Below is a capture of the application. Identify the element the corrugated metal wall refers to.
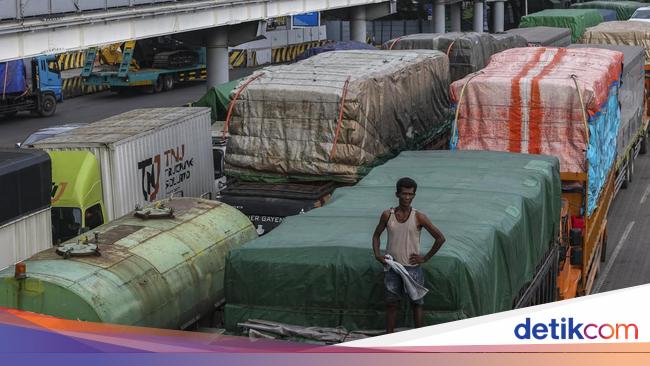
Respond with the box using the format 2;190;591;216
0;208;52;270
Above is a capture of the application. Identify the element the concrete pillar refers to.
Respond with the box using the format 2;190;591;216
450;2;462;32
434;1;445;33
473;0;484;33
350;6;367;43
205;27;229;89
493;0;505;33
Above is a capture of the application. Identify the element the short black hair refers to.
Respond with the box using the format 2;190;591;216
396;177;417;194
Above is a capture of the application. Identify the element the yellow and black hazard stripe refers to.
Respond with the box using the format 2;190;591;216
271;40;332;64
50;51;86;71
178;69;208;82
61;76;108;98
229;49;247;68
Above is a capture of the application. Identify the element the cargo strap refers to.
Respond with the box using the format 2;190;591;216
570;74;590;146
388;36;405;50
446;39;458;57
329;76;351;161
451;72;482;148
223;72;265;139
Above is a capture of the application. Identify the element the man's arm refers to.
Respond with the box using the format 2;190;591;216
410;212;446;265
372;210;390;265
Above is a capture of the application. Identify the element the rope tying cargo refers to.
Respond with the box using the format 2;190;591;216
223;72;265;139
451;72;482;147
329;76;351;161
388;36;405;50
570;74;590;146
446;39;458;57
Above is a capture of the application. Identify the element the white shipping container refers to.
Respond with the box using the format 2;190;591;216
34;108;214;221
0;207;52;271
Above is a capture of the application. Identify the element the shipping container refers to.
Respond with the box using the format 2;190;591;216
0;149;52;270
33;108;214;221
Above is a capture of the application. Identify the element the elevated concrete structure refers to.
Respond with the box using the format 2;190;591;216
0;0;394;62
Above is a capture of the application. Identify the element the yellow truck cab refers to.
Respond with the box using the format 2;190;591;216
49;150;106;243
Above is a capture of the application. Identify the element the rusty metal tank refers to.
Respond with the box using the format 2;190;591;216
0;197;257;329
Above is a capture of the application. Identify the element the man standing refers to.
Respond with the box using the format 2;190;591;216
372;177;446;333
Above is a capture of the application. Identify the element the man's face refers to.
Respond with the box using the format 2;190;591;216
396;187;416;207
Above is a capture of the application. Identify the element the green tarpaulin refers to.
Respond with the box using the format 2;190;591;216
519;9;604;42
571;1;644;20
192;78;242;122
224;151;561;332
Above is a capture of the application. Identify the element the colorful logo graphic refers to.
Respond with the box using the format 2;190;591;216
515;318;639;340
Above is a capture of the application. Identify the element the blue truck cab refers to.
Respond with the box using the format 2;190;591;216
0;55;63;118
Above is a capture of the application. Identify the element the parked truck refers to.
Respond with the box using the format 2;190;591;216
32;108;216;243
0;56;63;118
0;149;52;270
81;40;206;93
0;197;257;329
451;47;623;298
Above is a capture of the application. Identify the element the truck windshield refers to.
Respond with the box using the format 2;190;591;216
51;207;82;243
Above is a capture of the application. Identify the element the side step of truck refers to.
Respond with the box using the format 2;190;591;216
80;47;97;78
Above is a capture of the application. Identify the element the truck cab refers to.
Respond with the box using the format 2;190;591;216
49;150;106;243
32;55;63;116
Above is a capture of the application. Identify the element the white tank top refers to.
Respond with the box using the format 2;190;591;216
386;208;421;266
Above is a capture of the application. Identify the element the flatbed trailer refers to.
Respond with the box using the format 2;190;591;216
81;40;206;93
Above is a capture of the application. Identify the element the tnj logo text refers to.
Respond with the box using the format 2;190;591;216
515;318;638;340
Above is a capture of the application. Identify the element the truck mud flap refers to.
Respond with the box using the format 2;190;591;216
513;244;559;309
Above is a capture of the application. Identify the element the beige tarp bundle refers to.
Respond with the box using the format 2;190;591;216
581;21;650;64
225;50;450;183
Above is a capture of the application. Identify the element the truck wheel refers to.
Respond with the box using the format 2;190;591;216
641;132;648;155
163;75;174;91
629;154;635;183
153;76;164;93
600;229;608;263
39;94;57;117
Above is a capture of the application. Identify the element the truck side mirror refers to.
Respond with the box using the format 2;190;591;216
15;142;22;148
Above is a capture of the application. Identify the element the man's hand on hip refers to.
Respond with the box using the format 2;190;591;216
409;254;426;265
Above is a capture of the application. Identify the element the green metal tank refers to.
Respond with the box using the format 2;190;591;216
0;197;257;329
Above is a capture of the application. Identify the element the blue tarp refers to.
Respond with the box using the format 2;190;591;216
295;41;376;61
587;86;620;215
0;60;26;95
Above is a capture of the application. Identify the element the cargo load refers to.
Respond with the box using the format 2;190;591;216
568;44;646;186
295;41;376;61
0;149;52;270
580;21;650;65
451;47;622;215
224;150;561;331
0;60;27;95
596;9;619;22
506;27;572;47
519;9;604;42
192;78;243;122
382;32;527;81
451;47;622;297
0;197;257;329
225;50;450;183
33;108;215;222
571;1;645;21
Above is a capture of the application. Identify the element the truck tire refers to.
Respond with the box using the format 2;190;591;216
39;94;57;117
152;76;164;93
641;132;648;155
628;154;635;183
163;75;174;91
600;229;608;263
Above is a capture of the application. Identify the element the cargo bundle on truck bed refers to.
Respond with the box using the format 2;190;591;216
505;27;572;47
569;44;647;191
224;151;561;331
224;50;451;183
451;47;623;297
382;32;527;81
519;9;604;42
0;149;52;270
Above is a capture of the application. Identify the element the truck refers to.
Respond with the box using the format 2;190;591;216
223;150;562;332
32;107;216;243
0;197;257;329
450;47;623;299
0;56;63;118
0;149;52;270
81;40;206;94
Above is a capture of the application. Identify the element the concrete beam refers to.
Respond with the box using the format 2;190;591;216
324;1;396;21
0;0;392;62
